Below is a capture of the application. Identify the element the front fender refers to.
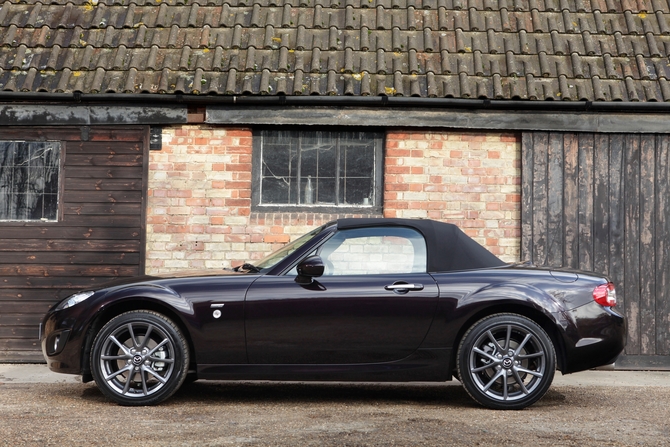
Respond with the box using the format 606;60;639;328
96;283;192;317
76;285;193;377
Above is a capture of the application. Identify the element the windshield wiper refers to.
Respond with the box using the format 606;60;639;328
235;263;261;273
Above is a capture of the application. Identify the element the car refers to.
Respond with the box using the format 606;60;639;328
40;218;626;410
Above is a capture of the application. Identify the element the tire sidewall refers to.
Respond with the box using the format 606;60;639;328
457;313;556;410
91;310;189;406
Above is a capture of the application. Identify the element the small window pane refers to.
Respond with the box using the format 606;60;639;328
0;141;60;221
316;177;336;204
344;177;373;205
262;177;290;203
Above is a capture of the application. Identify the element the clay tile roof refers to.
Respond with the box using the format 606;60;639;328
0;0;669;101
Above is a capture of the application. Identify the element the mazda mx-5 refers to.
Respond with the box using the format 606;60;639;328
41;218;626;410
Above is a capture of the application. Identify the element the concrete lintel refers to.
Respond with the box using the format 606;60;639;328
0;104;187;126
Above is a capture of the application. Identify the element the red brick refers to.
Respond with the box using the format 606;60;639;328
386;166;411;174
386;148;412;157
167;190;192;198
265;234;291;243
225;198;251;207
385;183;410;191
225;163;252;171
500;135;520;142
226;234;250;242
506;194;521;202
460;134;487;142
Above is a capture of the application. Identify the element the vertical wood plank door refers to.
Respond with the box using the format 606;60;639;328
0;127;147;362
522;132;670;369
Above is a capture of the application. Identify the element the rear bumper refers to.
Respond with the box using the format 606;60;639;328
561;302;626;374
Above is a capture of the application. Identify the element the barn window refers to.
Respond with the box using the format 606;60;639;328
252;129;383;213
0;141;61;221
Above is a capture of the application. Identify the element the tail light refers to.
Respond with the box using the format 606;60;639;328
593;282;617;307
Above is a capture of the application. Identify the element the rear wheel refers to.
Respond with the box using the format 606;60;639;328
90;310;189;406
457;313;556;410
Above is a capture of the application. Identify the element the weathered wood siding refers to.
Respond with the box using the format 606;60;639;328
522;132;670;368
0;127;147;362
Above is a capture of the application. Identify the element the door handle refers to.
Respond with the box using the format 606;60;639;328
384;283;424;291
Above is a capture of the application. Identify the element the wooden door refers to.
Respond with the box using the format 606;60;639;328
522;132;670;369
0;127;147;362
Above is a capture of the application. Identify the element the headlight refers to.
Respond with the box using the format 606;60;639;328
57;291;95;310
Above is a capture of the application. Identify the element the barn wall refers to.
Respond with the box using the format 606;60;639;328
0;127;148;362
522;132;670;368
145;125;522;273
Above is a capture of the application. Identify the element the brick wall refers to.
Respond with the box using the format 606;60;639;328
385;130;521;261
146;126;521;274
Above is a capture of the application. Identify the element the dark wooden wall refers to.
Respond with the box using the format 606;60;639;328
0;127;147;362
522;132;670;368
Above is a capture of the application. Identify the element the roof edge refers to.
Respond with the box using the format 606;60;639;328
3;92;670;114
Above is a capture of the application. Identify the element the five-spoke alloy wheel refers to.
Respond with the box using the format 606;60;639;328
91;310;189;406
457;313;556;410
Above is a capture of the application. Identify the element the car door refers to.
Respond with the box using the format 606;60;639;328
244;226;439;364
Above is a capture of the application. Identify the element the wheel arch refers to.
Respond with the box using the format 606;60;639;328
80;298;197;383
450;303;567;376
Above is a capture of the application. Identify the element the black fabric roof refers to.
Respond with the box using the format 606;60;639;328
336;218;505;272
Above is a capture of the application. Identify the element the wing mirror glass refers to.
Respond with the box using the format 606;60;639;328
295;255;325;284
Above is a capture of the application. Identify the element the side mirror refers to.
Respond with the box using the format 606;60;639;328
295;255;325;284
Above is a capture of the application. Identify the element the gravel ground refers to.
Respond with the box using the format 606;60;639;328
1;378;669;447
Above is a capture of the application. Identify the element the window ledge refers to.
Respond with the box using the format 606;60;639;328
251;205;382;215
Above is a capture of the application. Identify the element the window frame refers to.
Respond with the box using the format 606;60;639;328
0;140;62;223
251;127;384;214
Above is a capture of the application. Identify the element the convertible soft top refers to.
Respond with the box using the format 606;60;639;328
336;218;506;273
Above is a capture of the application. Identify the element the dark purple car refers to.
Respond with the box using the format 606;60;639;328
41;218;625;410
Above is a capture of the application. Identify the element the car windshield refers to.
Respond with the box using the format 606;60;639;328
254;224;326;271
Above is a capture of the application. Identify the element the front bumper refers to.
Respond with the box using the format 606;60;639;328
40;306;89;375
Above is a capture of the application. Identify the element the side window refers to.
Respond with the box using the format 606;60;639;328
319;227;427;276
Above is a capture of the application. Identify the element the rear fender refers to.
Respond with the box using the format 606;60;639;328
452;282;572;372
458;282;565;323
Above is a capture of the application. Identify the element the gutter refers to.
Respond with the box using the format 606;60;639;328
2;91;670;113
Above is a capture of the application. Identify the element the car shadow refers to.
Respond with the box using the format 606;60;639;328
77;380;568;408
169;381;473;407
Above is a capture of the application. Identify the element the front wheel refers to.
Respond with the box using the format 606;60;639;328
90;310;190;406
457;313;556;410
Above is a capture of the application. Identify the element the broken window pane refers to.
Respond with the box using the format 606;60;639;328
257;129;382;208
0;141;60;221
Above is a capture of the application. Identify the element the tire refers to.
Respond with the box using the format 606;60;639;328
457;313;556;410
90;310;190;406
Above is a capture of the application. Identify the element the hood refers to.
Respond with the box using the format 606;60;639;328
88;269;249;291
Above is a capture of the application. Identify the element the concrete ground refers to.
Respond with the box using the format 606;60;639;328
1;362;669;386
2;363;670;446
